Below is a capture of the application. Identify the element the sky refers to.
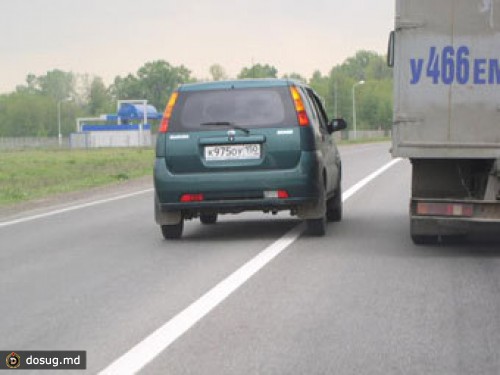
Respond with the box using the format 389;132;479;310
0;0;394;94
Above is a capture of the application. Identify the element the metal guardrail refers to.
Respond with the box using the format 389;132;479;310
0;131;391;151
0;137;71;150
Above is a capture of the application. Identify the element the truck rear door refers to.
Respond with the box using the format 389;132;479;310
392;0;500;158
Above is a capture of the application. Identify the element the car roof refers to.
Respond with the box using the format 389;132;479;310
178;78;307;92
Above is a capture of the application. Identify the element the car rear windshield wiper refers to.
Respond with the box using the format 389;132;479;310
200;121;250;134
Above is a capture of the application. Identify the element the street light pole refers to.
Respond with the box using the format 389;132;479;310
58;97;73;146
352;80;365;140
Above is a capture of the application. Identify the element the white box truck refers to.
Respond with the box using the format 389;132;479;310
389;0;500;244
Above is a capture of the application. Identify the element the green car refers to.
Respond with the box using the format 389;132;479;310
154;79;346;239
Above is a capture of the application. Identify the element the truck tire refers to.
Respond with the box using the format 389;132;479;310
410;218;439;245
161;220;184;240
441;235;468;244
411;234;439;245
200;213;218;225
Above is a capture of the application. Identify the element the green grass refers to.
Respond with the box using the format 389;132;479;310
0;148;154;206
0;139;391;207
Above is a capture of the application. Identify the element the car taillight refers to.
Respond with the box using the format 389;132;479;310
180;194;204;202
278;190;289;199
159;92;179;133
289;86;310;127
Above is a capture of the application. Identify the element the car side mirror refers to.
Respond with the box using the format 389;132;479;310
327;118;347;133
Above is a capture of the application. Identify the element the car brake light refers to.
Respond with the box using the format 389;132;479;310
289;86;310;126
416;202;473;217
278;190;289;199
159;92;179;133
180;194;204;202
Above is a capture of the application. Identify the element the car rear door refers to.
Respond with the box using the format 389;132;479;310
163;85;303;174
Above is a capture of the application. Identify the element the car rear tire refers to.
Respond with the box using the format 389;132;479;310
200;213;218;225
161;220;184;240
306;217;326;236
306;177;328;236
327;189;342;222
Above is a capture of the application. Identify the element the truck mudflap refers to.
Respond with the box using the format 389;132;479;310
410;198;500;244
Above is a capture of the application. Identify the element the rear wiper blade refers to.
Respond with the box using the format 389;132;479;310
200;121;250;134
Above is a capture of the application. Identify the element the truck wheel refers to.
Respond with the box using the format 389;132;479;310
200;213;218;225
306;217;326;236
441;235;467;244
411;234;439;245
410;218;439;245
161;220;184;240
327;185;342;222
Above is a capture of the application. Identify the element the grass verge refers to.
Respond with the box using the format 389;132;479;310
0;139;391;207
0;148;154;206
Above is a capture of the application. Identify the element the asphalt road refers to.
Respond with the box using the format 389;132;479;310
2;142;500;375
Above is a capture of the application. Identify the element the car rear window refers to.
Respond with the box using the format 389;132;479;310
168;87;298;132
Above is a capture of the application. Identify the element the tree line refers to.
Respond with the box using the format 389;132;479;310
0;50;392;137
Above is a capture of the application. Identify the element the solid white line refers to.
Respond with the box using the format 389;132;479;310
0;189;153;228
99;224;304;375
98;158;403;375
342;158;402;201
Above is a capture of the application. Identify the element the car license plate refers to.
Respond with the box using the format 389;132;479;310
205;144;261;161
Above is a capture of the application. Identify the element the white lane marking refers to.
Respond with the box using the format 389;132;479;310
0;189;153;228
342;158;402;201
98;158;403;375
99;225;303;375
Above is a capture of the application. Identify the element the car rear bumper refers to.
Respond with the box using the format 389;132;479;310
157;197;313;215
154;153;321;214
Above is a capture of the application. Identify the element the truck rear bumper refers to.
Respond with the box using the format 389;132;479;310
410;198;500;237
411;216;500;237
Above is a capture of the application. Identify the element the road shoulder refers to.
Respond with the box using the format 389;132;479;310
0;175;152;222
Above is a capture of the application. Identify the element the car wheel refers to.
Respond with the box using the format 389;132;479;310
200;213;218;225
306;217;326;236
161;220;184;240
326;188;342;222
